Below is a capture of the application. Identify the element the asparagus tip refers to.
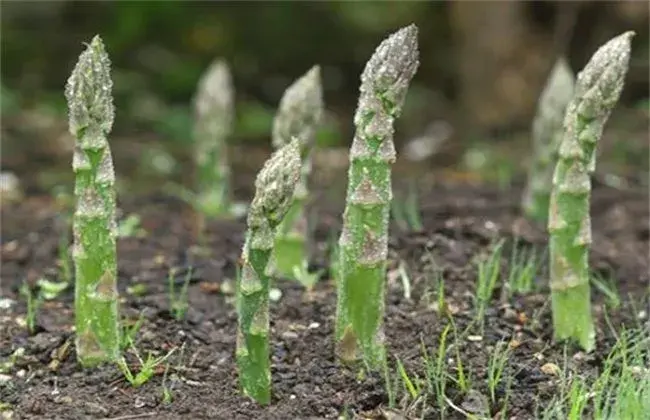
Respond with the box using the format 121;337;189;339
360;23;419;109
251;138;302;226
194;58;234;119
65;34;114;135
272;64;324;150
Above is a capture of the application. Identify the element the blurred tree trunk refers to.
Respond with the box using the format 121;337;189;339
449;1;557;135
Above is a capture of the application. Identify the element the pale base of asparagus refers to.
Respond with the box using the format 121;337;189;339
335;264;386;368
551;282;596;352
236;332;271;404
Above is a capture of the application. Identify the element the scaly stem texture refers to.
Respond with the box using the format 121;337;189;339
523;58;575;222
549;31;634;352
193;59;234;217
270;65;323;277
65;35;120;367
236;138;302;404
336;25;419;368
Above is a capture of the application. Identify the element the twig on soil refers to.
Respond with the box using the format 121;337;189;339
101;413;157;420
443;395;475;419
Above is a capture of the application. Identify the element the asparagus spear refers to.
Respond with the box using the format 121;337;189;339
270;65;323;278
523;58;575;222
549;31;634;351
335;24;419;368
65;35;120;367
236;138;302;404
193;59;235;217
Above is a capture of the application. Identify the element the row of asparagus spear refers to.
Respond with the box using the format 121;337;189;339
64;26;634;404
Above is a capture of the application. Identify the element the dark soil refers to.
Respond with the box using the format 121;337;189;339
1;171;648;420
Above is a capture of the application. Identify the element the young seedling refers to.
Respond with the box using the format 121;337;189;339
117;213;145;238
118;338;176;388
167;267;193;320
523;58;575;222
474;239;505;328
549;31;634;352
422;323;451;417
120;312;144;351
336;24;419;368
396;356;421;401
292;262;324;292
236;138;302;404
391;180;423;233
505;238;543;297
590;270;621;309
487;341;511;407
192;58;235;219
19;283;42;335
270;65;323;278
65;35;120;367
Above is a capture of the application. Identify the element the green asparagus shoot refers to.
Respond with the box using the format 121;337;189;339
236;138;302;404
523;58;575;222
270;65;323;278
549;31;634;352
192;58;235;218
65;35;120;367
335;24;419;368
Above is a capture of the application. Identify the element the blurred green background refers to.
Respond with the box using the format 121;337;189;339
1;1;648;194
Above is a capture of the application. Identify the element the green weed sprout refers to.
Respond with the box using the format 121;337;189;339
192;59;235;217
19;283;42;335
523;58;575;222
270;65;323;278
118;336;176;388
549;31;634;352
335;24;419;368
65;35;120;367
236;138;302;404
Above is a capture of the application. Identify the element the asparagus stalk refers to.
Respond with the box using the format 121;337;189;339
335;25;419;367
236;138;302;404
192;59;235;218
65;35;120;367
549;31;634;351
523;58;575;222
270;65;323;278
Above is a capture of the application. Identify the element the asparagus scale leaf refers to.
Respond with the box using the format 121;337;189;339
270;65;324;278
523;58;575;222
236;138;302;404
336;24;419;368
65;35;120;367
549;31;634;352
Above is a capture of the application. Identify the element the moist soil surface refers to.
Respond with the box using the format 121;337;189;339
1;171;648;420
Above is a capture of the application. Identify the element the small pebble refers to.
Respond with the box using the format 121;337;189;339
281;331;298;340
269;288;282;302
540;362;560;376
0;298;15;310
308;322;320;329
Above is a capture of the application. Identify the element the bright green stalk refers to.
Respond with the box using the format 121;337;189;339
236;138;302;404
270;65;323;278
193;59;234;217
523;58;575;222
65;35;120;367
335;25;419;368
549;31;634;352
